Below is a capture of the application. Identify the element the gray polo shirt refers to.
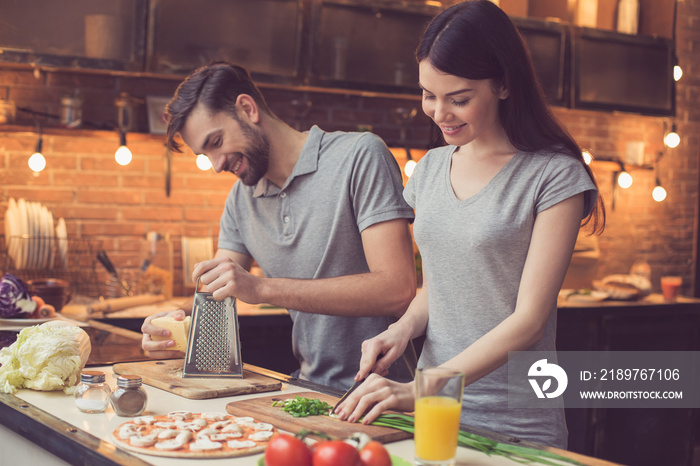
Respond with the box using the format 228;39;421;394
218;125;415;390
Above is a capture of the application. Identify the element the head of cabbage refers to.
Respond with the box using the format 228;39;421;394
0;321;91;394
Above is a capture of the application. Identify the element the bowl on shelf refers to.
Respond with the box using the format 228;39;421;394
26;278;72;312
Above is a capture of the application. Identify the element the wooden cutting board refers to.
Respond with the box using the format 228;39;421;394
226;391;412;444
112;359;282;399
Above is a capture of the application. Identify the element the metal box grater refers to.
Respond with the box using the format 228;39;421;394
183;278;243;378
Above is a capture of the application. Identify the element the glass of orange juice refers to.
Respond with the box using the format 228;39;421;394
414;367;465;465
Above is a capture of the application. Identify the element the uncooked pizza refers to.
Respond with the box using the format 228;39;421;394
110;411;278;458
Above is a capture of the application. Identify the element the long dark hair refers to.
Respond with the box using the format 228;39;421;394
164;61;273;153
417;0;604;233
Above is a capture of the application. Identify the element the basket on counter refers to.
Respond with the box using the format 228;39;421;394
1;236;103;298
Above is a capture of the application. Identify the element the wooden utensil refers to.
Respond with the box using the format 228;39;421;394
61;294;166;320
226;391;413;444
113;359;282;399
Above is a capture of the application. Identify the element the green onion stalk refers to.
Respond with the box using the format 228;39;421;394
271;396;333;418
371;413;583;466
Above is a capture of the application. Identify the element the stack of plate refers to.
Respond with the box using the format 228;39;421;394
3;197;67;270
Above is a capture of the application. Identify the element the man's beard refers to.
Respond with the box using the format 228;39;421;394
231;119;271;186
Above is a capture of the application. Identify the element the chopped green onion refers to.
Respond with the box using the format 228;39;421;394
271;396;333;417
370;413;583;466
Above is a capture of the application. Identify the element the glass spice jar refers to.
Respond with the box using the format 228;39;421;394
110;375;148;417
75;370;111;413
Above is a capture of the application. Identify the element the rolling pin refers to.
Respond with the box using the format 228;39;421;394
87;294;166;315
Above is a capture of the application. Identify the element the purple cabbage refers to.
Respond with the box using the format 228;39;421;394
0;274;36;318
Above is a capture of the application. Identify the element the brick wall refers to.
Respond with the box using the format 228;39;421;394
1;1;698;298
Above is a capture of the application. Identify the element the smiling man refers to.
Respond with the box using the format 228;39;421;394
140;62;417;390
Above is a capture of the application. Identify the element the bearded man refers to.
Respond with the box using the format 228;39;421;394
141;62;417;390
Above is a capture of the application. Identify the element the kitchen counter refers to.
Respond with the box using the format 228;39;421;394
557;292;700;310
0;364;618;466
18;294;695;465
0;323;619;466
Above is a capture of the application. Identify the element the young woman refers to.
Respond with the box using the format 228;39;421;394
335;0;605;448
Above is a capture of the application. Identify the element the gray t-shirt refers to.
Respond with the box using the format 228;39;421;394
404;145;597;448
218;126;415;390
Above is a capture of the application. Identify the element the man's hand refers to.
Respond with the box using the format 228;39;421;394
141;309;188;358
192;256;262;303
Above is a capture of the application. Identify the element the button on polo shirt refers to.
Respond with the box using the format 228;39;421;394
250;141;320;241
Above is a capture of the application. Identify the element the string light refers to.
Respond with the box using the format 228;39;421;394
28;136;46;173
28;124;46;173
652;182;667;202
196;154;212;171
403;148;416;177
674;65;683;81
664;123;680;148
582;150;592;165
115;131;132;166
617;169;633;189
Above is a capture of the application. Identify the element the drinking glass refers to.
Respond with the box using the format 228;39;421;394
414;367;465;466
661;276;682;301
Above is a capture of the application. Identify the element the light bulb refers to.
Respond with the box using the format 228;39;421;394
652;185;667;202
28;152;46;172
674;65;683;82
582;150;592;165
617;171;633;189
404;159;417;177
196;154;212;171
664;131;680;149
115;145;132;166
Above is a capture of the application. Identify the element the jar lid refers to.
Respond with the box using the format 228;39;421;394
116;375;143;388
80;370;106;383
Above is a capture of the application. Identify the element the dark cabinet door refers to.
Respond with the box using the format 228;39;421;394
0;0;146;71
557;306;699;466
147;0;305;78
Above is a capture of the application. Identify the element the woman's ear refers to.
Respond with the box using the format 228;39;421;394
491;79;509;100
236;94;260;123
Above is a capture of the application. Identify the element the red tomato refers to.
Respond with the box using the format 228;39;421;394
359;441;392;466
264;434;312;466
312;440;362;466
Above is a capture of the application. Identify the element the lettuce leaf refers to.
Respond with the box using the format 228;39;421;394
0;322;91;394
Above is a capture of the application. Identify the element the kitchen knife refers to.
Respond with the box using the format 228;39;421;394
332;376;367;413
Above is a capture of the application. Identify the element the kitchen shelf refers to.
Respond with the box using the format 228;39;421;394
0;0;677;117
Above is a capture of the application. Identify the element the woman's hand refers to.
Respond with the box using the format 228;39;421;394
355;322;412;381
141;309;187;358
335;374;415;425
192;256;261;303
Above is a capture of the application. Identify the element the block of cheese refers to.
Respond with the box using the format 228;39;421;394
151;315;191;352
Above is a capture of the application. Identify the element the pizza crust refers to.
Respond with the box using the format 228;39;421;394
110;412;277;458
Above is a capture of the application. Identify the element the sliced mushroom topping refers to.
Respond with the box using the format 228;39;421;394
210;432;243;441
133;416;157;425
221;424;243;434
249;431;274;442
227;440;257;449
155;431;192;451
189;437;223;451
168;411;193;421
233;416;255;424
129;429;165;447
209;420;232;430
201;412;229;421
